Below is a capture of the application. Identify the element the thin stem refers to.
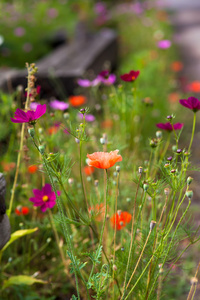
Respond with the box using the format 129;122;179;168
121;172;142;298
125;228;152;291
79;141;89;213
188;112;196;154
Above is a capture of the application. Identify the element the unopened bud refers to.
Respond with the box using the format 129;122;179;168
156;131;162;139
172;145;177;152
116;165;120;172
138;166;143;174
75;138;80;144
167;156;173;161
38;128;43;134
167;115;172;120
164;188;170;196
28;127;35;137
176;149;182;154
164;163;170;168
186;190;193;199
38;145;45;154
68;178;74;185
190;277;198;285
94;180;99;187
113;264;117;271
170;169;176;174
80;108;86;114
63;112;69;119
100;137;105;145
150;220;156;231
143;183;149;191
121;247;125;251
187;176;193;185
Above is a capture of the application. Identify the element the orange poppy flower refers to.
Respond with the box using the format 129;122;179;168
110;211;132;230
188;81;200;93
88;203;106;221
171;61;183;72
87;150;122;169
28;165;38;174
15;206;30;216
1;162;16;172
84;165;95;176
69;95;86;107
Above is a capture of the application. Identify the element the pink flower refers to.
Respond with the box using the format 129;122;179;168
156;122;184;132
179;96;200;112
10;104;46;124
29;183;60;212
97;70;116;85
157;40;171;49
120;70;140;82
14;27;25;37
49;100;69;110
77;78;100;87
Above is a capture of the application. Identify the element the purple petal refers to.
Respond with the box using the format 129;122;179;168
49;100;69;110
34;104;46;119
42;183;52;196
40;204;48;212
173;123;184;130
77;79;92;87
47;199;56;209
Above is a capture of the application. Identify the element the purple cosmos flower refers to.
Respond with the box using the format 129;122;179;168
29;183;60;212
77;113;96;122
120;70;140;82
97;70;116;85
10;104;46;124
179;96;200;112
77;78;100;87
49;100;69;110
156;122;184;132
157;40;171;49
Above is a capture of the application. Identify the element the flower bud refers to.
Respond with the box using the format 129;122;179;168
164;163;170;168
138;166;143;174
176;149;182;154
38;145;45;155
28;127;35;137
156;131;162;139
38;127;43;134
63;112;69;119
80;108;86;114
164;188;170;196
143;183;149;192
113;264;117;271
68;178;74;185
121;247;125;251
100;137;105;145
172;145;177;152
116;165;120;172
126;197;131;202
75;138;80;144
150;220;156;231
167;115;172;120
170;169;176;174
94;180;99;187
150;138;158;148
186;190;193;199
187;176;193;185
167;156;173;161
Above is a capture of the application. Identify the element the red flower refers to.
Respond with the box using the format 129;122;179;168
110;211;132;230
69;95;86;107
120;70;140;82
28;165;38;174
187;81;200;93
87;150;122;169
15;206;30;216
171;61;183;72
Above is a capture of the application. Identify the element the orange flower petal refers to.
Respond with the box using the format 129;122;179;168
87;150;122;169
69;95;86;107
28;165;38;174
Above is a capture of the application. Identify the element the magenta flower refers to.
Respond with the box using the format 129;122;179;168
120;70;140;82
30;102;39;110
77;78;100;87
97;70;116;85
77;113;96;122
14;27;25;37
10;104;46;124
25;85;41;98
157;40;171;49
156;122;184;132
179;96;200;112
49;100;69;110
29;183;60;212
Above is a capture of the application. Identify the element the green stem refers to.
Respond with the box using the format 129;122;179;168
188;112;196;154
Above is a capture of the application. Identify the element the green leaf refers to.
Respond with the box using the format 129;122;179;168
1;228;38;252
2;275;46;290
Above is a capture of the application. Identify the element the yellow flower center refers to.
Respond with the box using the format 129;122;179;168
132;76;135;81
42;195;49;202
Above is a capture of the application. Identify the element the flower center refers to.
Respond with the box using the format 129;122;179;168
132;76;135;81
42;195;49;202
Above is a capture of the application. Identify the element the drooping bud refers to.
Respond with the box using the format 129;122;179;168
138;166;143;174
116;165;120;172
150;220;156;231
28;127;35;137
186;190;193;199
156;131;162;139
143;183;149;192
164;188;170;196
187;176;193;185
38;145;45;155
